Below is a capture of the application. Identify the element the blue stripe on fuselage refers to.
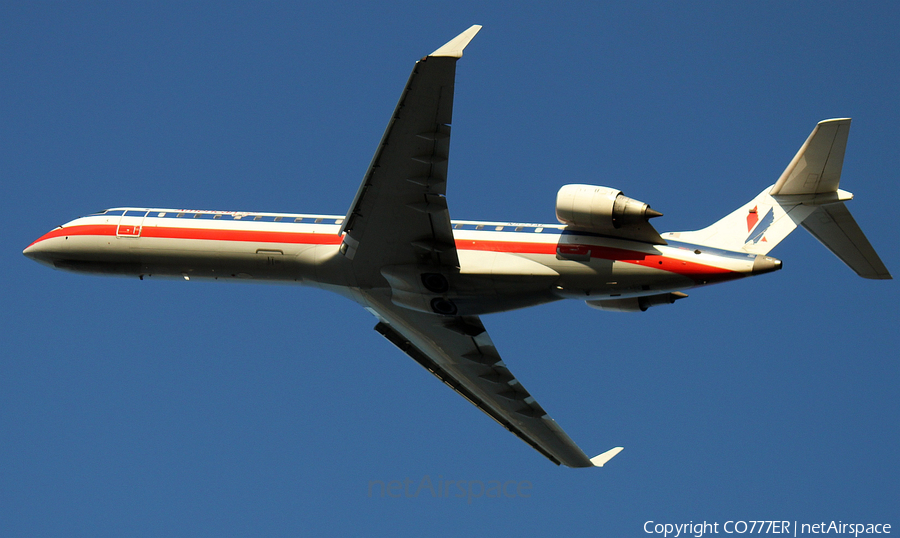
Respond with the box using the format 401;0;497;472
663;240;757;261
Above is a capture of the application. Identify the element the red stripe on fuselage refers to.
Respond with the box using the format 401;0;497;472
26;224;113;247
140;226;344;245
33;224;738;281
460;239;737;282
455;238;557;256
29;224;344;246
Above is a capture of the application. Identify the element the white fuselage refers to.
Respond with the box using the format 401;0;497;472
24;207;779;316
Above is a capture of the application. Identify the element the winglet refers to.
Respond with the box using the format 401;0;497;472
430;25;482;58
590;446;624;467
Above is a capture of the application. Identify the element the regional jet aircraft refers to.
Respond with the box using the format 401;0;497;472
23;26;891;468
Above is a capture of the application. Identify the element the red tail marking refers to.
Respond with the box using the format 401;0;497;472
746;206;759;232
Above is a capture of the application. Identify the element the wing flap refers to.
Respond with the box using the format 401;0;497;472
373;321;569;465
365;291;614;468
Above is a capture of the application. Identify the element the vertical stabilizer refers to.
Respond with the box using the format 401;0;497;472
662;186;816;256
770;118;851;196
663;119;891;279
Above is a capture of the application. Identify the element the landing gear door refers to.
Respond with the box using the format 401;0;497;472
116;210;149;238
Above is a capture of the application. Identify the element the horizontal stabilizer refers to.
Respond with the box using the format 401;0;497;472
801;203;892;279
590;446;624;467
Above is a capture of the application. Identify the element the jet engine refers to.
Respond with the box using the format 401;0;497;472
556;184;662;231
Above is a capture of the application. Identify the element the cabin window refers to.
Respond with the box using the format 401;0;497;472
515;226;523;231
294;217;303;222
254;216;262;221
176;213;185;217
495;226;504;231
274;216;282;222
475;225;484;230
535;227;543;233
454;223;463;229
213;214;222;219
335;218;343;225
314;218;323;223
193;213;202;218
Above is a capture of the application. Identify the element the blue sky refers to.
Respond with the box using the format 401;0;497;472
3;2;898;536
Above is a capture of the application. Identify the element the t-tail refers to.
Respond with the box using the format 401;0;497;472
663;119;892;279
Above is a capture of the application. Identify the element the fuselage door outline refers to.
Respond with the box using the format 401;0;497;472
116;209;149;238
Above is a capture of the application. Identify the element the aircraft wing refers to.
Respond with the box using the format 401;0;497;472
341;27;621;467
362;289;622;468
339;26;484;282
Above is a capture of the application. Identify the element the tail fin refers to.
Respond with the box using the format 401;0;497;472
663;119;891;279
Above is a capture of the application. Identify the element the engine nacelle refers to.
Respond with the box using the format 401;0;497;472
556;184;662;231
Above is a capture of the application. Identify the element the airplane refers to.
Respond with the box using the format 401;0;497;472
23;25;892;468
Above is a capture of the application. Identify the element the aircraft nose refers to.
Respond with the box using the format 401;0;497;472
23;232;60;267
24;240;46;262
